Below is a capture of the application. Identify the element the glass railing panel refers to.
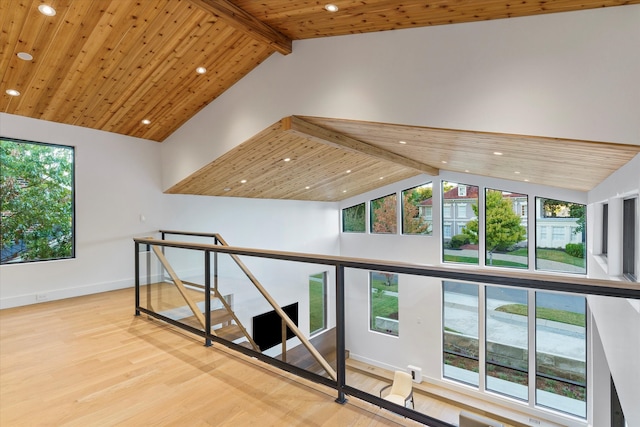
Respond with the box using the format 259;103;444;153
134;236;639;427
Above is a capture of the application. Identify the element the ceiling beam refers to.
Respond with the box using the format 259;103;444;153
283;116;440;176
188;0;292;55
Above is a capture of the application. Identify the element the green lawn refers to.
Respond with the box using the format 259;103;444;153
309;274;325;334
510;247;585;268
495;303;585;327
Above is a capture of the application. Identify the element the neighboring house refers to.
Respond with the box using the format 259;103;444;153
420;186;528;241
536;198;584;248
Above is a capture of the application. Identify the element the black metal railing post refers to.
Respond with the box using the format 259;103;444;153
135;241;140;316
205;250;212;347
335;263;347;404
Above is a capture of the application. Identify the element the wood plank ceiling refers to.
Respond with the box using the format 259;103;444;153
2;1;639;201
167;116;640;200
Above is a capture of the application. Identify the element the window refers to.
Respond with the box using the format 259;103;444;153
309;272;327;335
1;138;75;264
536;292;586;417
443;281;479;386
486;286;528;400
342;203;365;232
443;282;588;418
401;182;432;235
443;181;479;265
457;203;467;218
622;198;637;281
535;198;586;274
371;193;397;234
602;203;608;256
443;204;451;218
369;272;398;336
484;189;528;269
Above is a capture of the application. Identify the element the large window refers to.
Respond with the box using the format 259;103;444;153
535;198;586;274
443;281;479;386
342;203;366;232
486;286;528;400
1;138;75;264
401;182;432;235
443;182;479;264
484;189;528;269
443;282;587;418
536;292;587;417
309;272;327;335
622;198;637;281
369;272;398;336
371;193;397;234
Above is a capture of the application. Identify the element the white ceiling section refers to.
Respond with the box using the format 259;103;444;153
161;5;640;192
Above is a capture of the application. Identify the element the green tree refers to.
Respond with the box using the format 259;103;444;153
372;194;397;233
1;139;74;263
462;190;526;265
343;203;365;232
403;193;429;234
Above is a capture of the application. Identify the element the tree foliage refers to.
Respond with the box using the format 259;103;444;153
372;194;397;233
462;190;526;263
342;203;365;232
402;193;429;234
1;139;74;263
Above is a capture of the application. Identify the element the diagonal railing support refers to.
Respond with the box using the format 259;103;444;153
215;234;337;381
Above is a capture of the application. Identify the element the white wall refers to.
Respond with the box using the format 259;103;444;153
162;5;640;190
586;153;640;427
0;115;341;312
0;113;164;308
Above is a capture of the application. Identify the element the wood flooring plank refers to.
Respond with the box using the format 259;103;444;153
0;289;419;426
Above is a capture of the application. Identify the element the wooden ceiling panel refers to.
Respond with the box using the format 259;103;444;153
1;0;276;142
166;118;421;201
230;0;639;39
168;116;640;201
296;116;640;192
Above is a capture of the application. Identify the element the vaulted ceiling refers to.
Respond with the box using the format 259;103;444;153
2;1;639;201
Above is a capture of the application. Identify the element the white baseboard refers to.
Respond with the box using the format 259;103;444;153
0;278;140;309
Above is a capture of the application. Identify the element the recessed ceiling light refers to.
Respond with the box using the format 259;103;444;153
441;160;447;164
17;52;33;61
324;4;339;12
346;169;351;173
399;140;407;145
223;187;231;191
38;4;56;16
240;179;247;184
524;179;530;182
6;89;20;96
196;66;207;74
379;177;384;180
514;171;520;174
305;186;310;190
141;119;151;125
283;157;291;162
494;151;503;156
342;190;347;193
464;169;470;173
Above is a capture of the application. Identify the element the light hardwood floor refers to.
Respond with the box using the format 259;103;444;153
0;288;425;426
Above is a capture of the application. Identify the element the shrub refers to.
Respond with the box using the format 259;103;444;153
450;234;470;249
565;243;585;258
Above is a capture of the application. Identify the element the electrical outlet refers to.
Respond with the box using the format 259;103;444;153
36;293;48;302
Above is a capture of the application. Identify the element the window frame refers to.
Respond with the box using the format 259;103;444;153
0;137;76;265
